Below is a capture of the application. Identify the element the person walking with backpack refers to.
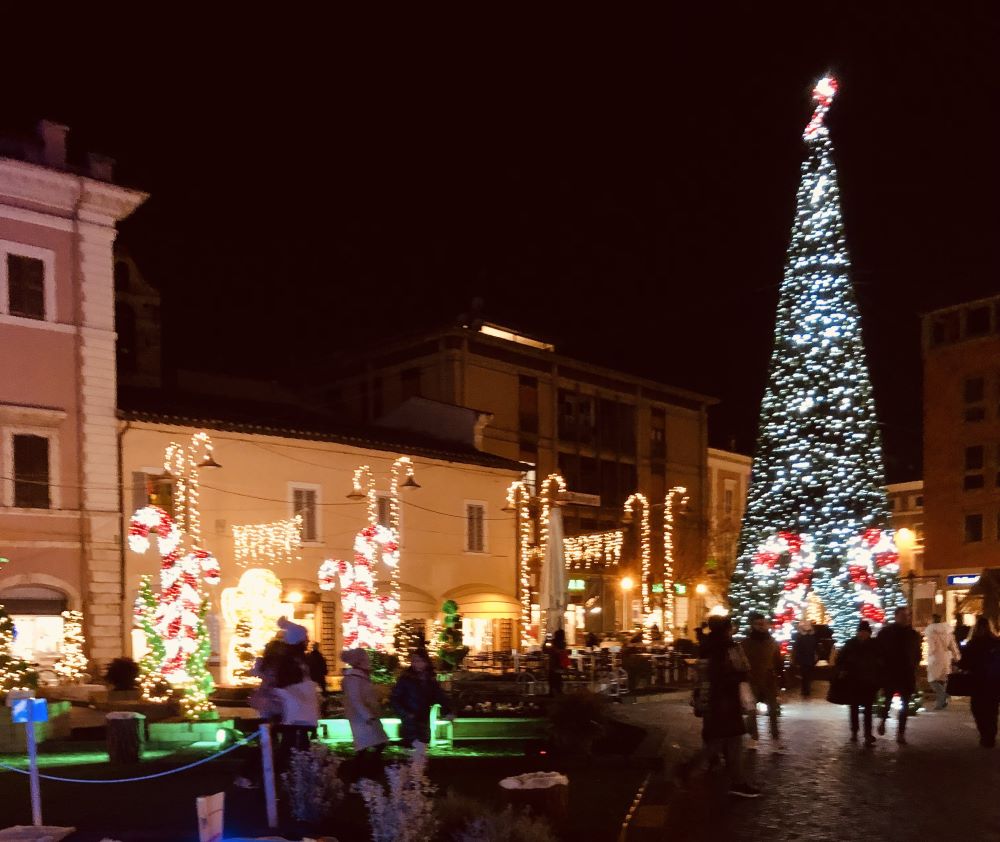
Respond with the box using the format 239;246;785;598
924;613;960;710
959;616;1000;748
876;606;922;744
834;620;882;746
741;613;785;752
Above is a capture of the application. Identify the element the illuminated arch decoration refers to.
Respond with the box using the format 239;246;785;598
506;481;534;647
129;505;220;683
624;494;653;642
221;568;284;684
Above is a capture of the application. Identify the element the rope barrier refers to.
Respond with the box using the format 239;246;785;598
0;728;260;784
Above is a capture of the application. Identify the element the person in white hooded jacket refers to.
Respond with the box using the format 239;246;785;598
342;648;388;779
925;613;961;710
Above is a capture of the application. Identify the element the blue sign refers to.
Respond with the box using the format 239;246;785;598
947;574;980;587
11;698;48;724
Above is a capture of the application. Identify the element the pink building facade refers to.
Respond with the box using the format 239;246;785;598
0;122;146;665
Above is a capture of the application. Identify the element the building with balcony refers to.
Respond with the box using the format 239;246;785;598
325;322;716;637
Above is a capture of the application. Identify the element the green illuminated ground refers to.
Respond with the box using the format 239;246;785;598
0;747;176;769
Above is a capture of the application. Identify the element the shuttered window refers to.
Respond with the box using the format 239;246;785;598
466;503;485;553
13;434;50;508
292;486;319;541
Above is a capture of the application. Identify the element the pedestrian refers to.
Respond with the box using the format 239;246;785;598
650;623;663;642
585;631;600;650
792;620;818;698
545;628;570;696
234;640;286;790
341;648;388;779
955;615;971;648
876;606;922;744
676;615;760;798
924;613;960;710
835;620;881;746
277;615;309;659
306;642;329;691
273;654;321;770
389;648;453;748
958;616;1000;748
740;612;785;752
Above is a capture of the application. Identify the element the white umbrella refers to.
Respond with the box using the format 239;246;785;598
541;507;566;637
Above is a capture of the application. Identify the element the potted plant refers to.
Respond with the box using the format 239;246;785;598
104;657;141;701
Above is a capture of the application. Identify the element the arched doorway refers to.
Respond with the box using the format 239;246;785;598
0;584;68;665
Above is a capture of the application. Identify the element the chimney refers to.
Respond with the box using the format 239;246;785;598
37;120;69;169
87;152;115;181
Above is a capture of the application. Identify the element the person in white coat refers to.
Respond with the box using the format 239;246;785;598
341;648;388;779
925;613;961;710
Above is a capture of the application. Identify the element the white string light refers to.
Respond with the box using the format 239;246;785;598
507;480;534;648
663;486;687;645
232;515;303;567
562;530;623;570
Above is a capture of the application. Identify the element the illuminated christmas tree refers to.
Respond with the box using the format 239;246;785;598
730;75;904;645
135;575;170;702
0;605;37;694
231;617;258;686
54;610;88;684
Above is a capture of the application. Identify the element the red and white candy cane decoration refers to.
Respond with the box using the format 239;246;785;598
843;528;899;627
752;531;816;653
318;524;399;651
129;506;220;681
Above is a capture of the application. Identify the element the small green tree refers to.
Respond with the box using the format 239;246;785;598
135;576;170;702
0;604;37;695
231;617;258;685
437;600;469;670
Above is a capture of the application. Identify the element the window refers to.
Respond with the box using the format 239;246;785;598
465;503;486;553
519;376;539;434
8;255;45;320
131;471;175;515
13;434;49;508
964;376;986;422
401;368;422;400
888;497;897;512
915;495;924;508
1;243;54;324
964;445;984;491
723;479;736;515
558;390;595;445
291;485;320;542
965;306;991;338
964;513;983;543
518;439;537;467
376;494;392;529
650;408;666;460
930;312;960;346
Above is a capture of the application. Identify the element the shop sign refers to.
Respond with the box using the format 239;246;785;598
947;574;980;587
651;583;664;594
567;579;586;592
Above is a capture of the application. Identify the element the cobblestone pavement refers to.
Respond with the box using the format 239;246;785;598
616;689;1000;842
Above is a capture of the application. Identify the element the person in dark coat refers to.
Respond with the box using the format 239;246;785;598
835;620;882;745
958;616;1000;748
676;616;760;798
876;606;922;744
545;628;569;696
740;612;784;751
389;648;452;748
792;621;819;698
305;643;329;691
955;616;971;648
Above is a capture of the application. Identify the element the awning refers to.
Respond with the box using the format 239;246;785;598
958;569;1000;624
440;583;519;619
400;584;437;619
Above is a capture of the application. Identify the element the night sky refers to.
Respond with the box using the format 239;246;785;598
4;7;997;481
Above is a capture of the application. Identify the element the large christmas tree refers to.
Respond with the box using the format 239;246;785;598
730;75;904;645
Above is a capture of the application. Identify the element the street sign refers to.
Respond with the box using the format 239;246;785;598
11;698;47;724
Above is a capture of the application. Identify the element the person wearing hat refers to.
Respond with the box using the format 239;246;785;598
341;649;388;778
834;620;882;746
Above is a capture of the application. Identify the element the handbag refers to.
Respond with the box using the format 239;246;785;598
826;673;851;705
946;671;975;697
739;681;756;714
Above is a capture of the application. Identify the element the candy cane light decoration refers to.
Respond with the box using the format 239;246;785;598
751;531;815;653
129;505;220;682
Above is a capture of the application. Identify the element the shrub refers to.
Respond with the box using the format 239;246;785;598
282;743;343;824
104;657;140;691
367;649;401;685
355;745;437;842
437;791;557;842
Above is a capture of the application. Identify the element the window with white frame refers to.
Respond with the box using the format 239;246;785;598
131;470;175;516
0;241;55;323
291;484;320;542
12;433;50;509
465;502;486;553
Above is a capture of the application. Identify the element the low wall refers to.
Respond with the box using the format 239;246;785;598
0;700;72;753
